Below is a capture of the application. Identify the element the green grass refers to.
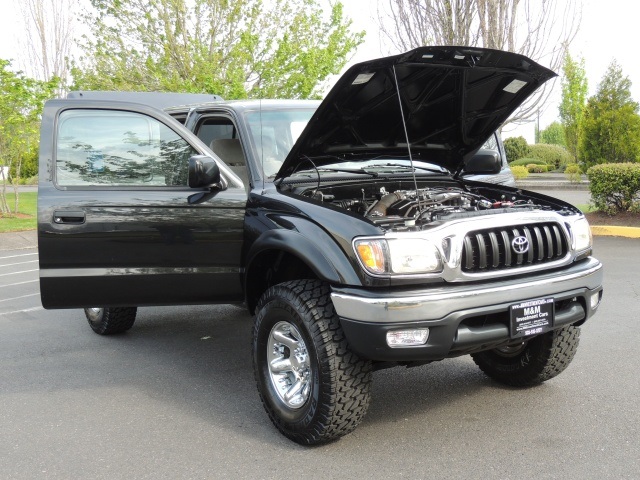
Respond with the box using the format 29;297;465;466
0;191;37;232
576;203;596;213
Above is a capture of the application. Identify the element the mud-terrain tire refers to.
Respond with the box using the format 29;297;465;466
252;279;372;445
471;325;580;387
84;307;137;335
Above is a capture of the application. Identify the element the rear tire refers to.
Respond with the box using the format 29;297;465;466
84;307;137;335
253;279;372;445
471;325;580;387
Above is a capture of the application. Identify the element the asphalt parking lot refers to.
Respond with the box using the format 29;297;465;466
1;236;638;479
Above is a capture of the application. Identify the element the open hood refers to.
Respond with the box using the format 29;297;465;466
276;46;556;179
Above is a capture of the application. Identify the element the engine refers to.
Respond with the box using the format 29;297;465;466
306;184;550;231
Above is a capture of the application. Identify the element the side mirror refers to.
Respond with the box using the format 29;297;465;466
462;149;502;175
188;155;221;188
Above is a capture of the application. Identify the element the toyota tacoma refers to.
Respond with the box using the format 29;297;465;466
38;46;603;444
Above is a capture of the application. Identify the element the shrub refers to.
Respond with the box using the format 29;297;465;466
510;165;529;179
510;158;547;167
564;163;582;183
504;136;530;163
19;175;39;185
8;149;39;179
527;164;547;173
587;163;640;214
528;143;572;170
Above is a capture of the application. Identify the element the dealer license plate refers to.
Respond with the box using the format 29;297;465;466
509;297;554;339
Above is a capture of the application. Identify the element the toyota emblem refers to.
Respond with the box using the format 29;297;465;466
512;236;529;254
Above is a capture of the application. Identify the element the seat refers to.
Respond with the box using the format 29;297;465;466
209;138;246;166
209;138;248;187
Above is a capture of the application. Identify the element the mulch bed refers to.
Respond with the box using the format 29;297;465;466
585;211;640;228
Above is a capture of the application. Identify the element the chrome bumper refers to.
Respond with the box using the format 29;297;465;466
331;257;603;323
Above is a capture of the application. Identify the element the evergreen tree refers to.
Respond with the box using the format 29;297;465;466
579;61;640;168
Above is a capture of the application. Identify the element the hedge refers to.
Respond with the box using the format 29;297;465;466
528;144;572;169
564;163;582;183
510;158;547;167
587;163;640;214
527;164;548;173
510;165;529;179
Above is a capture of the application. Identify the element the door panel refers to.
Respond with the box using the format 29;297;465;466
38;100;246;308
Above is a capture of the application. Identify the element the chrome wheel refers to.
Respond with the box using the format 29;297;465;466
267;321;311;409
88;307;103;315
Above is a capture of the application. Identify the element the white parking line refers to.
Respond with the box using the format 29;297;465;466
0;269;38;277
0;279;39;288
0;252;38;260
0;306;43;316
0;293;40;303
0;260;39;268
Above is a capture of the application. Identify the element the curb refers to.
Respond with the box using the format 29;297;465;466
0;230;37;251
590;225;640;239
516;183;589;191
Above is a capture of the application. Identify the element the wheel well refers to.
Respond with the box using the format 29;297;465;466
245;250;318;314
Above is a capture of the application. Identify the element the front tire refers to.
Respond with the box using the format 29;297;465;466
84;307;137;335
471;325;580;387
253;280;372;445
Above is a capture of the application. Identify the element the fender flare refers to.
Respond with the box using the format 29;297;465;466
245;227;362;287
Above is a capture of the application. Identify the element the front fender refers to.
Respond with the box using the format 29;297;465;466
245;227;362;286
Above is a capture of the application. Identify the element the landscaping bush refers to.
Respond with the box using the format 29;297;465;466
564;163;582;183
19;175;39;185
528;143;572;170
510;165;529;179
510;158;547;167
587;163;640;214
504;136;529;163
527;164;547;173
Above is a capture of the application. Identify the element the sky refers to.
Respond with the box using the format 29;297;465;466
1;0;637;142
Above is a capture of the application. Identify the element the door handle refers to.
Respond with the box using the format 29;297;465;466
53;210;86;224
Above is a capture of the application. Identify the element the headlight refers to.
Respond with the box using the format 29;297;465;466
354;238;442;275
570;217;592;252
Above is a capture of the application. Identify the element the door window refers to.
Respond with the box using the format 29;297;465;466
56;110;196;187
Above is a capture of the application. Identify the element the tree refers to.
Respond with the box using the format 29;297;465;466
559;53;587;162
19;0;76;91
539;121;566;147
377;0;582;127
579;61;640;169
0;60;58;214
503;136;529;162
71;0;363;100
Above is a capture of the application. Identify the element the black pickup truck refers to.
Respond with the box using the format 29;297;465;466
38;47;603;445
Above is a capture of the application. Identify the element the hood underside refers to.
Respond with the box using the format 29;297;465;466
277;46;556;179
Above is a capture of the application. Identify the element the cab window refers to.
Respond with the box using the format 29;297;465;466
56;110;196;187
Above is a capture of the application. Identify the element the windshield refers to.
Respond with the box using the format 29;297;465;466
245;109;316;177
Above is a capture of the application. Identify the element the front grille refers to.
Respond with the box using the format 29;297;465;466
461;222;568;272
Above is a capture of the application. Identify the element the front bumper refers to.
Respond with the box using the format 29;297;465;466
331;257;603;362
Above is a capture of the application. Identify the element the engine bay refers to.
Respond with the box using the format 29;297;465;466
295;179;574;232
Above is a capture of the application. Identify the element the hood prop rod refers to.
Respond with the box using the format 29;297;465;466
392;64;422;218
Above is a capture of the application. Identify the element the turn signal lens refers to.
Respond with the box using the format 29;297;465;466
355;240;386;274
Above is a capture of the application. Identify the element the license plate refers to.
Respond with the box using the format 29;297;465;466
509;297;554;339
